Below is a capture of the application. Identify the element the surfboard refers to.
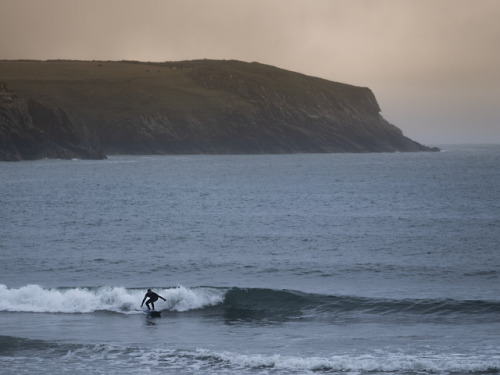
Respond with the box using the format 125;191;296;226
143;309;161;317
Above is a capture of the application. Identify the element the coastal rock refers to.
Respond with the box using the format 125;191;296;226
0;83;106;161
0;60;437;160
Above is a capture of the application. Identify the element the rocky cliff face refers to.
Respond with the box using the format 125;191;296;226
0;83;105;161
0;60;437;161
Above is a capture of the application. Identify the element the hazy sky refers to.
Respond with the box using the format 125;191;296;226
1;0;499;145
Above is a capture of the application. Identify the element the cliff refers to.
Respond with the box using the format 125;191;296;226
0;82;105;161
0;60;437;160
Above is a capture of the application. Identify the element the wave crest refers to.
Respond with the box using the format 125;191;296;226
223;287;500;318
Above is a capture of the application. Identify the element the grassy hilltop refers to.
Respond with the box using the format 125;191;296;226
0;59;436;160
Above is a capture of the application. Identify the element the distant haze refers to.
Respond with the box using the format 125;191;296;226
1;0;499;145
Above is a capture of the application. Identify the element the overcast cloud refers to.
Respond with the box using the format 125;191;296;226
1;0;499;144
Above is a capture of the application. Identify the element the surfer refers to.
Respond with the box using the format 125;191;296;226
141;289;166;311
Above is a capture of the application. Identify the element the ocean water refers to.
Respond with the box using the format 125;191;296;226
1;144;499;374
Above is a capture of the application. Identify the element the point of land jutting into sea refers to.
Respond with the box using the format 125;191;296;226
0;59;438;161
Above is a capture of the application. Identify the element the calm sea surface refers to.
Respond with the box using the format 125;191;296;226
1;145;499;374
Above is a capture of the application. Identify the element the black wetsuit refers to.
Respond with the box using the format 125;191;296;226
144;291;160;304
141;290;165;310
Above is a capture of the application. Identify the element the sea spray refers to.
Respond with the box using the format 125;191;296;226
161;286;225;312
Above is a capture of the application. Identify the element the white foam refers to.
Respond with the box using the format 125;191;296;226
191;349;500;373
162;286;225;312
0;284;225;314
4;338;499;374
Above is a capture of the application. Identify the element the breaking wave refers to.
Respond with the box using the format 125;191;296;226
0;284;224;314
0;284;498;320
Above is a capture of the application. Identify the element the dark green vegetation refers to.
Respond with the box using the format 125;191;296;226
0;60;437;161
